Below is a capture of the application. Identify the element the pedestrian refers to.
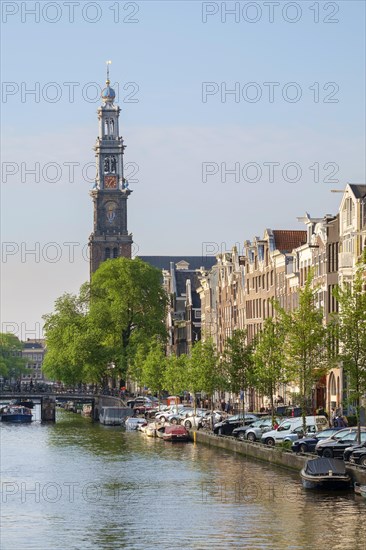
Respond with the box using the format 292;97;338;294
221;399;226;412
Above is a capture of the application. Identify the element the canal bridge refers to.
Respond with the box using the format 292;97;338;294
0;391;126;422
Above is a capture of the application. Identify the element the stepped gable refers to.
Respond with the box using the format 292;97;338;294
139;256;217;271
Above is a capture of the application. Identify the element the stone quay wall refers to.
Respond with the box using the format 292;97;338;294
192;431;366;484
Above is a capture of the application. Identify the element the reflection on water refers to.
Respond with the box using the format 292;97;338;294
1;409;366;550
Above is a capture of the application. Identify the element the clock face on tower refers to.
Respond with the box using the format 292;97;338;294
104;175;117;189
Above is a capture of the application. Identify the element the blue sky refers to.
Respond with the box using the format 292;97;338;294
1;0;365;336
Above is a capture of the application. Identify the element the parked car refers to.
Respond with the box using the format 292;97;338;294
344;441;366;463
315;428;366;459
232;418;277;441
126;396;157;414
291;428;345;454
283;424;318;444
155;405;185;422
165;408;194;424
182;410;223;429
347;442;366;466
213;414;258;436
261;416;328;446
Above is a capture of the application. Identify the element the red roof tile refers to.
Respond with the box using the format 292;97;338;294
272;230;307;253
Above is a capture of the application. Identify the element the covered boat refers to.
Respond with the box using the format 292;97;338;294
0;405;33;423
99;406;133;426
300;457;351;489
156;424;189;442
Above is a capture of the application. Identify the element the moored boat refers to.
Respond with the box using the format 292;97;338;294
145;425;157;437
145;421;163;438
300;457;351;489
99;406;133;426
81;404;93;417
125;417;147;431
354;483;366;497
11;399;35;409
0;405;33;423
156;424;190;442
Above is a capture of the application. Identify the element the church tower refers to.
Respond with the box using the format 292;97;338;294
89;63;133;276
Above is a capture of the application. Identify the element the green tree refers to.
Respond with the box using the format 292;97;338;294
43;289;107;385
89;258;168;382
127;340;149;394
140;340;167;404
253;318;286;427
333;250;366;442
43;258;168;386
222;329;255;421
186;339;221;411
0;333;26;381
277;273;330;433
164;354;188;410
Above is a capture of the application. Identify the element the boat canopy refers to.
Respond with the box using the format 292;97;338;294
304;458;347;476
164;425;188;435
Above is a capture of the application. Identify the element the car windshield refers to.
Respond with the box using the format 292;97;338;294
332;429;353;439
250;420;264;427
316;429;337;439
277;422;292;431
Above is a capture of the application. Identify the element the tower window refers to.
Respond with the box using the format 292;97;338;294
104;156;117;174
105;248;111;260
113;247;118;258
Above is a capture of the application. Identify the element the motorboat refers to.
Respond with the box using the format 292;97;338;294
125;417;147;431
81;404;93;417
156;424;190;442
354;483;366;498
0;405;33;423
145;422;157;437
11;399;35;409
300;457;351;489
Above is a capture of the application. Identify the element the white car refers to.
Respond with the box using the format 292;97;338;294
181;409;223;429
261;416;328;446
165;408;194;424
155;405;185;423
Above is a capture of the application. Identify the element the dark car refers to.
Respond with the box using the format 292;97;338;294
213;414;258;436
315;428;366;459
291;428;344;454
346;441;366;466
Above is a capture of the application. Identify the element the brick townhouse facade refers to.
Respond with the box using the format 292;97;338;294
197;184;366;414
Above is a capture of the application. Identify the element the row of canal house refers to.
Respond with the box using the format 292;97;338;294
197;184;366;414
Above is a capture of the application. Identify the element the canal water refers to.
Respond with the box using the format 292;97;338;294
1;409;366;550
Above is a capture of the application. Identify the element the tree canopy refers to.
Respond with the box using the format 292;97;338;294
0;333;26;380
253;317;286;425
276;273;331;432
43;258;168;385
222;329;255;419
333;250;366;441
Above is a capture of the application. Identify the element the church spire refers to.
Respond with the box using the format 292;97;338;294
88;63;133;276
101;60;116;104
